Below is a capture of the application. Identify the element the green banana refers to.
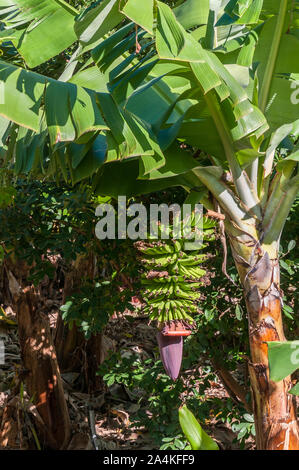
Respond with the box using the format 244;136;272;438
136;225;213;326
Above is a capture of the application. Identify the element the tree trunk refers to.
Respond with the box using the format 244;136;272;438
55;315;85;372
17;287;71;449
55;256;87;371
232;242;299;449
54;252;104;392
55;314;104;393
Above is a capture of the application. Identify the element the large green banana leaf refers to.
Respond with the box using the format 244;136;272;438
74;0;124;50
0;58;165;179
217;0;299;131
0;0;78;67
0;0;297;195
0;60;108;139
88;1;268;154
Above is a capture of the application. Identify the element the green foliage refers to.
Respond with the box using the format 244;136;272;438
98;350;188;447
0;185;16;208
98;314;252;449
0;0;298;219
60;238;138;338
0;179;139;337
231;413;255;448
0;179;96;281
60;282;115;338
67;0;94;10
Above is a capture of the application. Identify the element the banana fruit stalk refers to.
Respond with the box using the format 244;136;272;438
136;230;212;381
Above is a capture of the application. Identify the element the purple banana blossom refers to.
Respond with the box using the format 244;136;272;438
157;332;183;381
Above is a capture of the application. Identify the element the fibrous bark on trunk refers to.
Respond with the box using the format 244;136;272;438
16;287;71;449
0;397;21;448
230;232;299;450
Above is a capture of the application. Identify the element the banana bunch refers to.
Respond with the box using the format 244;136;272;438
136;237;210;329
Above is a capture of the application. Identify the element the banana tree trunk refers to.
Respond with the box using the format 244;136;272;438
231;240;299;450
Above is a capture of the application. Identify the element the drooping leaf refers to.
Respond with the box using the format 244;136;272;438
97;92;165;166
0;60;45;131
142;142;198;179
276;150;299;172
74;0;124;48
173;0;209;31
217;0;263;26
121;0;154;34
179;405;219;450
93;158;189;198
156;1;186;59
0;0;77;67
71;134;107;183
45;81;108;145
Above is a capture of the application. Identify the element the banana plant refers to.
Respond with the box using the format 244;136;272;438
0;0;298;450
90;0;299;450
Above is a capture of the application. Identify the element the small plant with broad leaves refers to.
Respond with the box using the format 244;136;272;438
231;413;255;449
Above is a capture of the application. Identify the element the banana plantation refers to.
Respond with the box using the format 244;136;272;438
0;0;298;453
